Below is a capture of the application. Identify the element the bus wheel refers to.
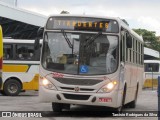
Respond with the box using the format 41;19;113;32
115;86;126;113
128;85;138;108
52;103;63;112
3;79;21;96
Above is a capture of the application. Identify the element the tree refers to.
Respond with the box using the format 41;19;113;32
133;29;160;51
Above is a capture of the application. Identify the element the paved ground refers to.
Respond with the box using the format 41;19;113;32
0;89;158;120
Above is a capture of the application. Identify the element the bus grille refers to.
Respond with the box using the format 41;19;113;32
63;93;90;100
60;87;95;92
54;78;103;86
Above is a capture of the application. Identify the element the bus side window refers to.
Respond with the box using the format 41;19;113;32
3;44;13;60
16;44;35;60
120;33;125;62
120;35;123;62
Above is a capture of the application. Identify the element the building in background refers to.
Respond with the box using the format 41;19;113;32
0;0;47;39
0;0;17;6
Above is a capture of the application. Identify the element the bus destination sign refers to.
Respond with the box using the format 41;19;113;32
46;16;119;33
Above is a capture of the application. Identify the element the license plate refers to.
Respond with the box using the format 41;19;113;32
99;98;112;102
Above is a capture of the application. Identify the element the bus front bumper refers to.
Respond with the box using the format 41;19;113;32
39;86;123;108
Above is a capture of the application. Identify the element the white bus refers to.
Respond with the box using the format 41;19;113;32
37;15;144;112
1;39;41;96
144;60;160;87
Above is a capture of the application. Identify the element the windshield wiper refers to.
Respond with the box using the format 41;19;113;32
84;32;102;47
61;30;73;48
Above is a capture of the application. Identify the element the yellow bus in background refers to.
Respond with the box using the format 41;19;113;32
144;60;160;88
0;26;3;90
1;39;41;96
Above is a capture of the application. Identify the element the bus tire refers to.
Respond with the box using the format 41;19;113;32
128;85;138;108
52;103;63;112
3;79;21;96
115;85;126;113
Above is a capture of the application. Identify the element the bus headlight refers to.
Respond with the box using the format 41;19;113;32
41;77;57;90
98;81;118;93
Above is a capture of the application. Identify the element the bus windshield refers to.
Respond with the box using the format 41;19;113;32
42;31;118;75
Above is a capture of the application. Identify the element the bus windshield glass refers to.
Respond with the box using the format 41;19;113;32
42;31;118;75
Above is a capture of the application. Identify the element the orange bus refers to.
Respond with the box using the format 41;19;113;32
0;26;3;89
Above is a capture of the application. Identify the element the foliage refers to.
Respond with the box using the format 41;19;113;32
133;29;160;51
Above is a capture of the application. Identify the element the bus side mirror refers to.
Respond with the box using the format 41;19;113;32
126;33;132;48
34;27;44;50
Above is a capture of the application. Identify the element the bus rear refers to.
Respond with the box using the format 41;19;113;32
0;26;3;89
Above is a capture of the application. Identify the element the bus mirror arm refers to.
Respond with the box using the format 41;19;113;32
34;38;40;50
34;27;43;50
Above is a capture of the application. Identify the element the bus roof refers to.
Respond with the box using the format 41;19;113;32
47;14;143;42
118;18;143;42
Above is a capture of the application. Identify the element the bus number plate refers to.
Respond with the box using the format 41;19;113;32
99;98;112;102
52;72;64;78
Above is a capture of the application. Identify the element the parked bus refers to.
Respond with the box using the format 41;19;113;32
37;15;144;112
144;60;160;88
1;39;41;96
0;26;3;90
